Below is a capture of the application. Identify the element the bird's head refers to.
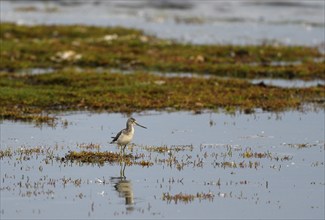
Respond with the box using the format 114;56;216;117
128;117;147;129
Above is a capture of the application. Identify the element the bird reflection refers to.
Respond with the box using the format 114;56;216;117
110;160;134;211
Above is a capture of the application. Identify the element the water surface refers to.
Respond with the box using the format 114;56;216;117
1;110;324;219
1;0;324;45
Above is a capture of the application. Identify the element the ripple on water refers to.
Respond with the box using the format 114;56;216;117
1;110;324;219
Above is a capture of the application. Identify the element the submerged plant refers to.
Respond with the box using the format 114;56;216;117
162;192;214;204
62;151;129;165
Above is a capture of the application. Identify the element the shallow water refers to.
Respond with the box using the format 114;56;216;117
6;67;325;89
1;0;324;45
1;110;324;219
1;1;324;218
251;78;325;88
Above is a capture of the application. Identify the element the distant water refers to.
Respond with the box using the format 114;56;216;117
1;0;324;45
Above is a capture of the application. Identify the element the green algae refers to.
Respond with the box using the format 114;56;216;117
0;146;55;160
142;144;194;153
62;150;153;167
63;151;130;165
1;23;324;124
162;192;214;204
0;69;324;123
1;22;324;79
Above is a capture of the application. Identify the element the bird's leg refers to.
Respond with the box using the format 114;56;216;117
119;145;123;156
122;161;126;179
120;161;126;179
119;160;124;178
123;145;127;155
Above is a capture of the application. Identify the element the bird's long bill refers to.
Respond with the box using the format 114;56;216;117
135;122;147;129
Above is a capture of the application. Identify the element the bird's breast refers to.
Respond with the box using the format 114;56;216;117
117;127;134;145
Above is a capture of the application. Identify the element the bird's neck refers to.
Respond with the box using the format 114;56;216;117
126;124;134;133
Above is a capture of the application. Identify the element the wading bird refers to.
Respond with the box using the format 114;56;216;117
110;118;147;155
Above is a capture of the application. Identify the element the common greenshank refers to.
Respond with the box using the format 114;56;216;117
110;118;147;154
